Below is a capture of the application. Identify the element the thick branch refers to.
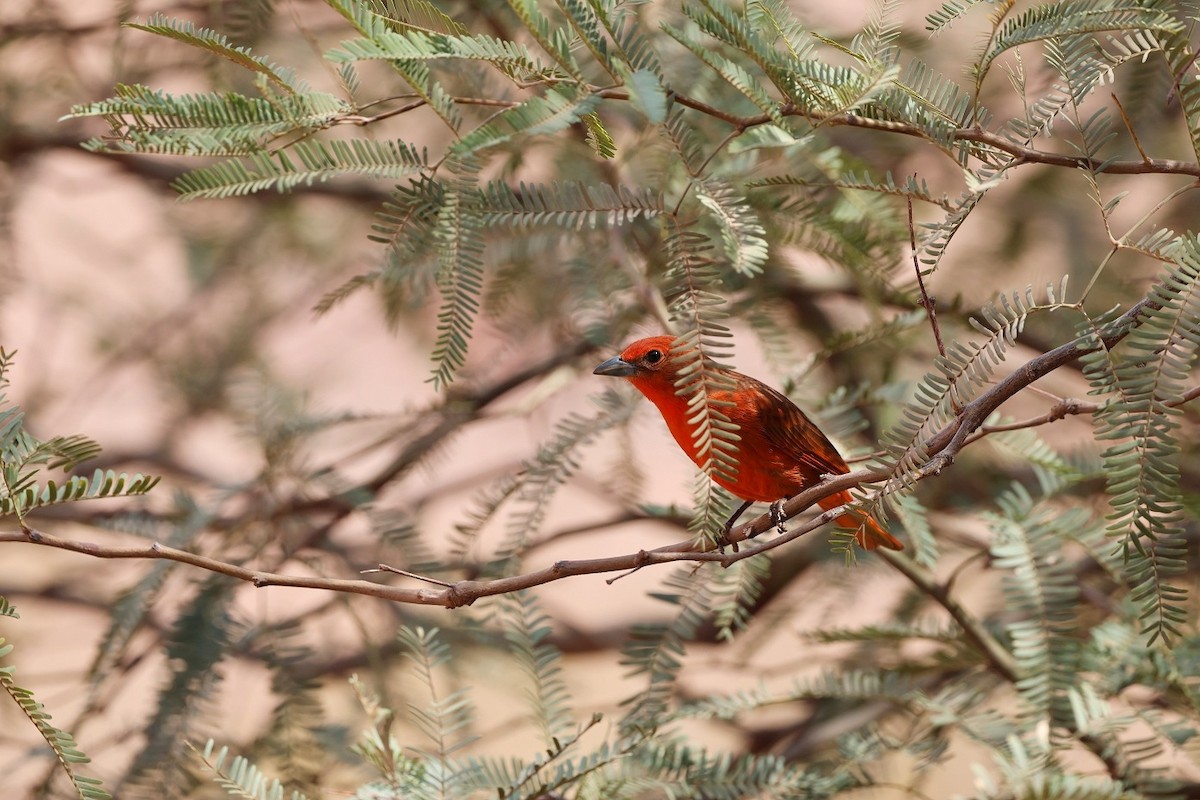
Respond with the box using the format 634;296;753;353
919;297;1151;459
721;301;1151;544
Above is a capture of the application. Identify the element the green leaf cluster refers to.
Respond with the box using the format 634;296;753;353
0;631;110;799
0;351;159;522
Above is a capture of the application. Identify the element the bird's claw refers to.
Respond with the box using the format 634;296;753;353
769;500;787;534
718;524;740;553
719;500;753;553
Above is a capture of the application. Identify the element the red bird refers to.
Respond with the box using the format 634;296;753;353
594;335;902;550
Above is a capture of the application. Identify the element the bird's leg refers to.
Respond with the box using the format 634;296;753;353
769;500;788;534
720;499;755;552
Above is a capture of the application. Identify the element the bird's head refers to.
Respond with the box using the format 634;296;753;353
593;336;682;379
593;336;698;406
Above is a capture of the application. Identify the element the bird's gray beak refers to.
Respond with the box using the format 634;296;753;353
593;355;639;378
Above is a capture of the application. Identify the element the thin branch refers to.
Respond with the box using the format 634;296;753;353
319;81;1200;180
49;82;1200;213
877;549;1018;681
918;296;1154;461
1111;92;1151;165
966;381;1200;443
908;192;947;359
0;290;1166;617
812;109;1200;178
672;127;745;214
338;99;426;126
593;89;1200;177
367;564;454;587
0;291;1172;688
2;526;446;603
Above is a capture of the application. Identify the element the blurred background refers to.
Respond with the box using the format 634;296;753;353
2;0;1199;798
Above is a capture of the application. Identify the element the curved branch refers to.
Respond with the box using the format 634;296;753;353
591;89;1200;178
0;292;1172;614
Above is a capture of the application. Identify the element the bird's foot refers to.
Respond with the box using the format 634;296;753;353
719;500;753;553
769;500;787;534
718;523;740;554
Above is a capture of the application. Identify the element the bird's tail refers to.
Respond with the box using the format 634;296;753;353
819;492;903;551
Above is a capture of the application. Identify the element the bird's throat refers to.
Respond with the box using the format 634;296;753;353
630;377;710;467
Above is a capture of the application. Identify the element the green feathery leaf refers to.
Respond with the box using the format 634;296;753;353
481;181;663;229
428;159;486;388
172;139;426;199
1081;242;1199;645
0;640;110;799
124;13;305;93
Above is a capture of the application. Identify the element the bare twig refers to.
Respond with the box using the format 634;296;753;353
366;564;454;587
1111;92;1151;164
876;548;1018;681
908;192;947;359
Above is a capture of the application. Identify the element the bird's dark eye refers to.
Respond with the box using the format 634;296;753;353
645;349;663;364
